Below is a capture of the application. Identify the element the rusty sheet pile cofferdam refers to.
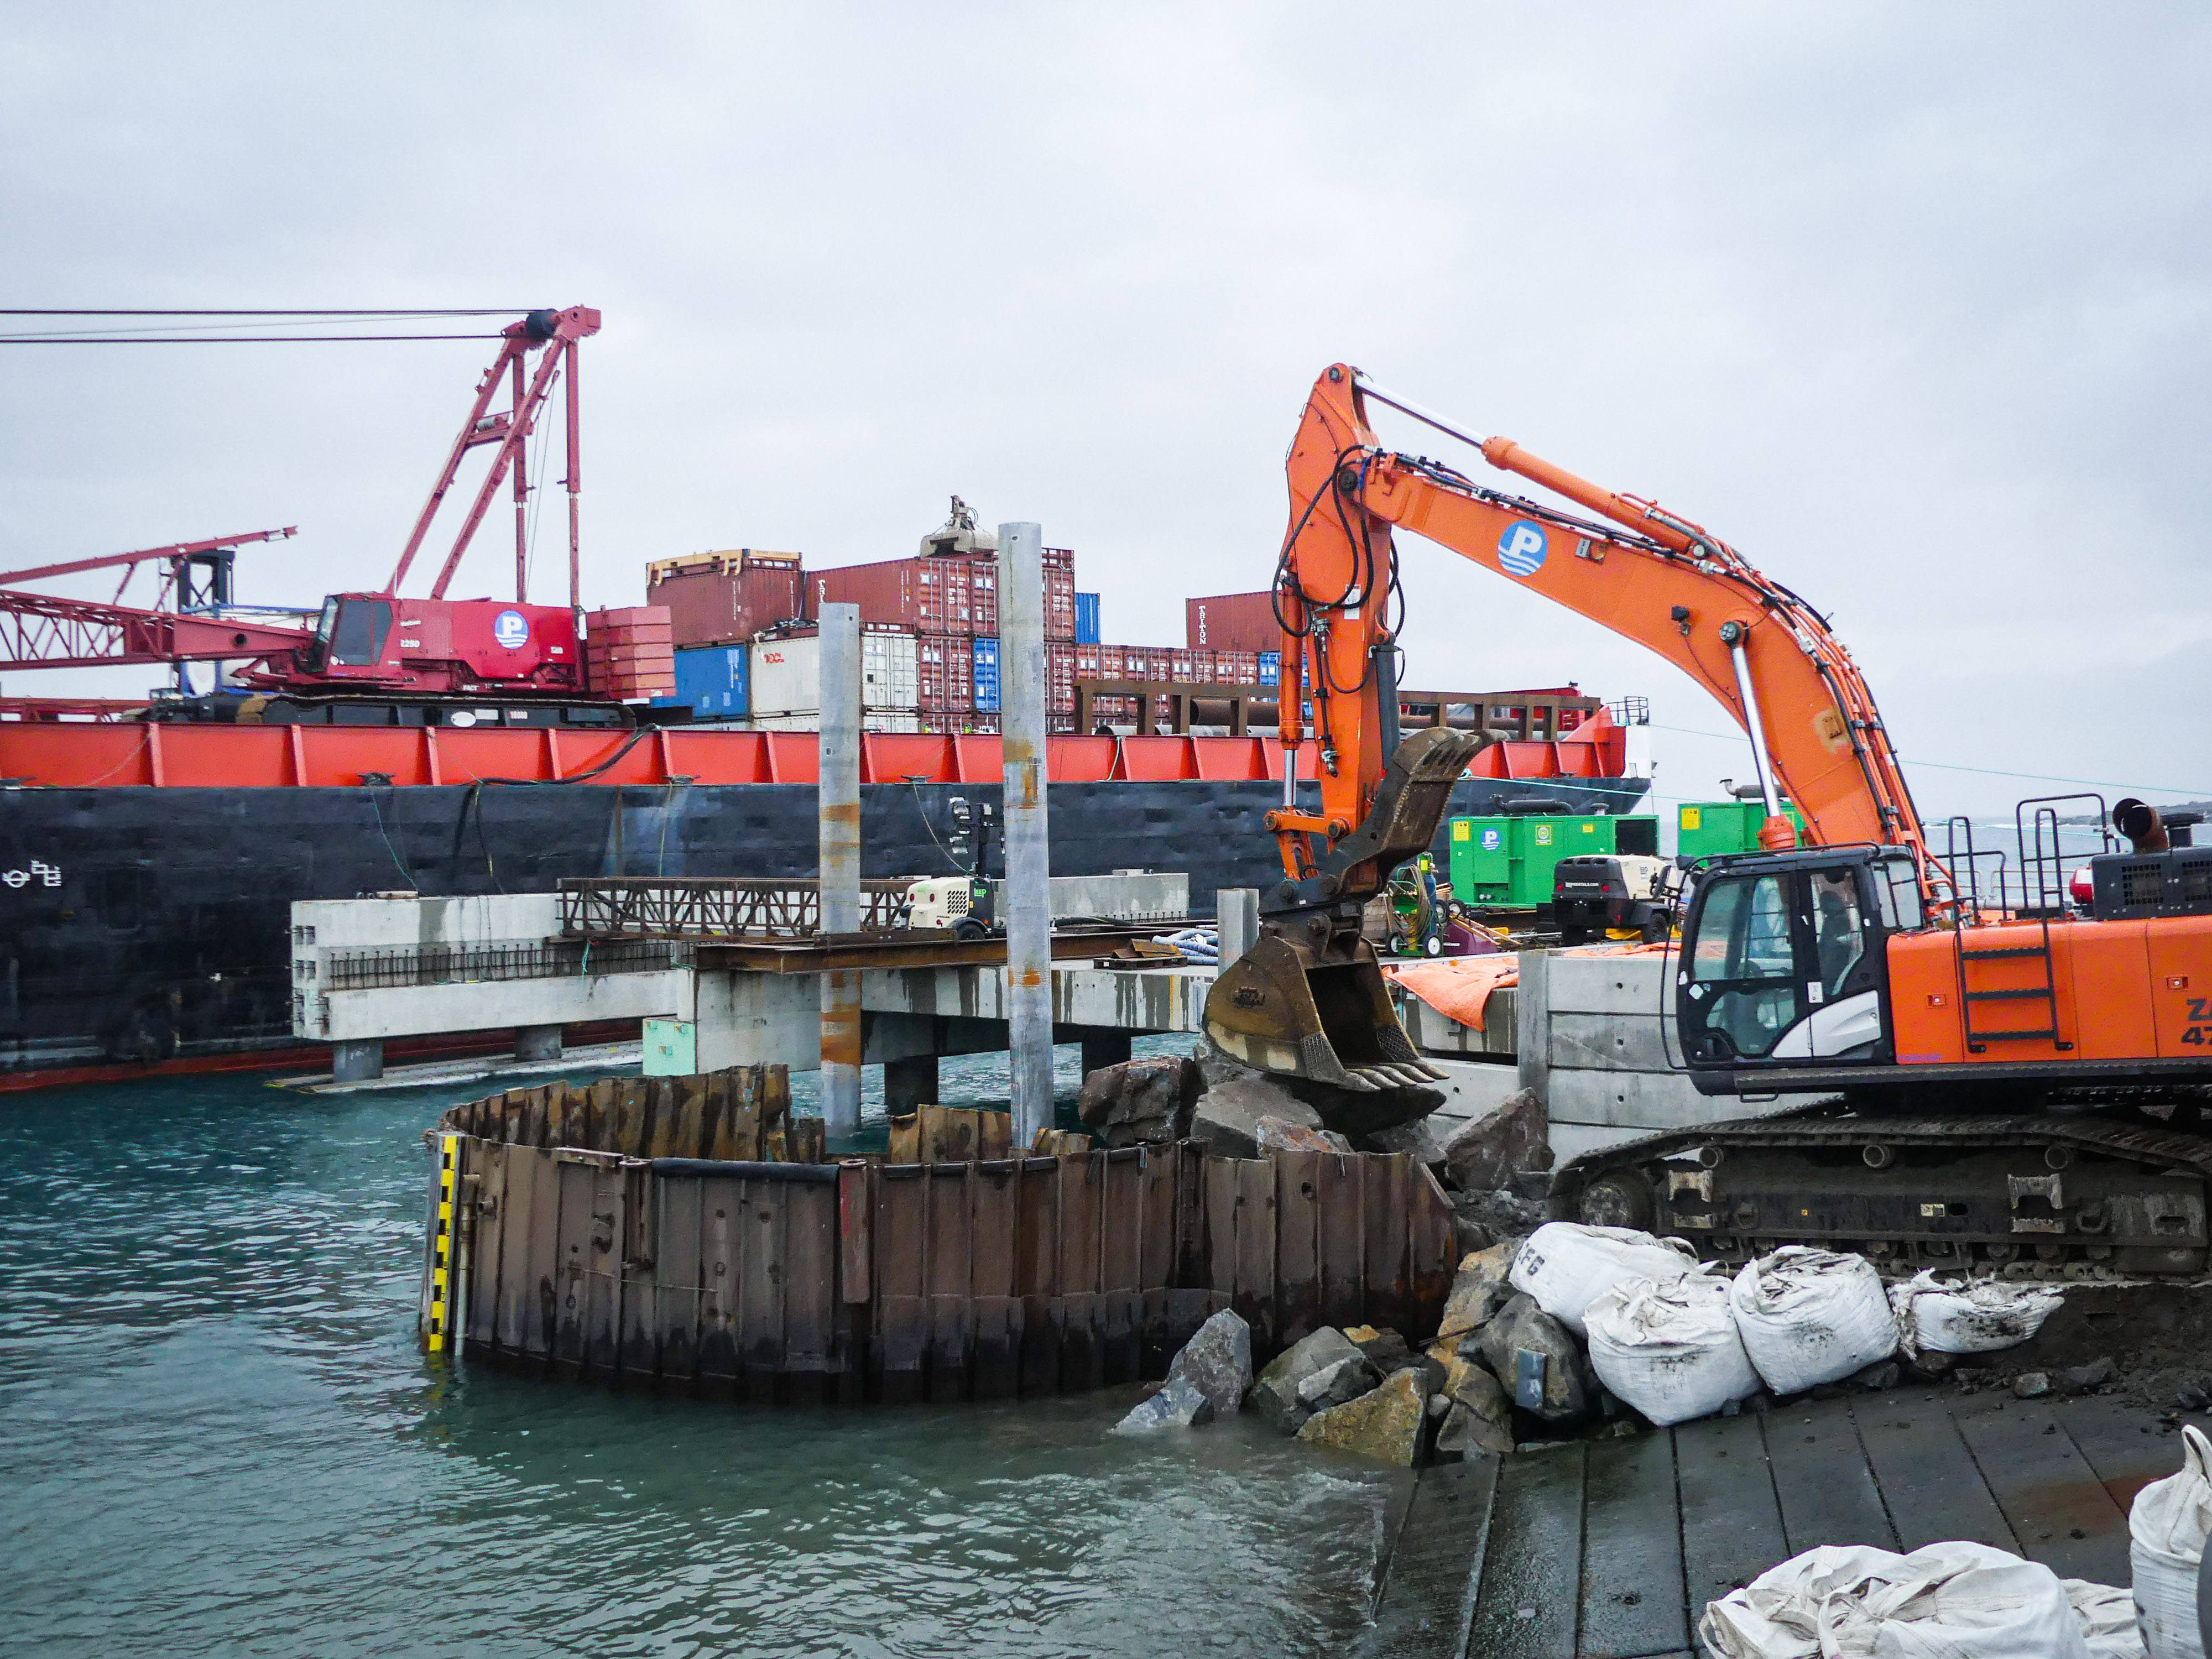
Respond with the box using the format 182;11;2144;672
421;1067;1459;1403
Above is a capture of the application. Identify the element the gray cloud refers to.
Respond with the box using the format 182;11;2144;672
3;1;2206;818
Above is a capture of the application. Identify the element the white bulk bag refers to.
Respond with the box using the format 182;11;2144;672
1699;1540;2145;1659
1508;1222;1702;1338
2132;1423;2212;1659
1585;1271;1760;1426
1889;1270;2065;1358
1729;1248;1896;1395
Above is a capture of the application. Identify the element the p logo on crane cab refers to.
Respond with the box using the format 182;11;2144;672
1498;520;1550;577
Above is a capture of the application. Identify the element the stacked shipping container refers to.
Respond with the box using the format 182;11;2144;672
583;606;676;701
647;551;804;647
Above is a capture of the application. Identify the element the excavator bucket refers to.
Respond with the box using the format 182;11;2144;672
1204;932;1446;1092
1203;725;1486;1091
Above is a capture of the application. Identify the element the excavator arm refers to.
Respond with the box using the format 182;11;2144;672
1204;362;1940;1094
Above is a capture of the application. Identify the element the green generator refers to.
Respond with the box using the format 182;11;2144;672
1675;799;1807;859
1446;812;1660;907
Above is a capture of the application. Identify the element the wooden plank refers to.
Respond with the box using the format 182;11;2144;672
1174;1141;1209;1289
1406;1162;1457;1323
782;1181;836;1401
582;1160;627;1378
1955;1398;2132;1585
924;1160;973;1402
1060;1291;1103;1392
518;1087;550;1150
618;1164;660;1385
2056;1395;2188;1513
1357;1457;1496;1659
1578;1428;1689;1659
970;1162;1019;1400
1363;1154;1413;1341
872;1166;927;1400
1203;1154;1239;1312
1316;1151;1364;1334
544;1082;572;1151
788;1116;827;1165
588;1079;619;1150
1852;1387;2020;1553
1764;1396;1896;1555
612;1079;649;1156
696;1177;741;1390
1274;1149;1321;1350
837;1161;873;1306
1098;1150;1143;1385
1469;1441;1585;1659
654;1168;705;1387
701;1074;731;1160
463;1140;504;1351
1674;1412;1789;1616
979;1109;1012;1162
1136;1147;1179;1374
644;1078;677;1157
737;1176;786;1405
887;1113;920;1165
1232;1157;1277;1352
670;1076;707;1159
1058;1154;1103;1298
1013;1158;1057;1298
1019;1294;1061;1396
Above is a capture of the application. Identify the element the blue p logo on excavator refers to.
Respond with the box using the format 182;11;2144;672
1499;520;1549;577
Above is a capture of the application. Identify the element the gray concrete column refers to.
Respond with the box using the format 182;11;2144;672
331;1039;383;1083
999;520;1054;1146
1215;887;1260;967
514;1024;563;1062
818;602;863;1142
883;1054;938;1115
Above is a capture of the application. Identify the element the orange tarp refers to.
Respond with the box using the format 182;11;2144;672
1381;954;1520;1032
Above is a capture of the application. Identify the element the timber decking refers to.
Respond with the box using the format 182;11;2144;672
1358;1384;2182;1659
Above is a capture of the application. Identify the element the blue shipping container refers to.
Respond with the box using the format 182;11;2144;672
1074;591;1100;645
1258;650;1281;687
973;635;1001;713
670;644;749;716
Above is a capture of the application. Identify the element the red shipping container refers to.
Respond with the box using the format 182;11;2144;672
1185;591;1292;658
1074;645;1102;679
1043;545;1075;572
1047;641;1076;714
1046;568;1076;640
647;550;805;649
1095;644;1126;681
916;632;975;712
967;557;999;637
806;557;976;635
1222;650;1259;686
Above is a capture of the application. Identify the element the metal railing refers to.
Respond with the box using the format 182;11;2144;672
322;937;687;992
557;877;916;940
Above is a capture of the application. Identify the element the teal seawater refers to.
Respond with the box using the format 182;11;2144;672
0;1061;1399;1657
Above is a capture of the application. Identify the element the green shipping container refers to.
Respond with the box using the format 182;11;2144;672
1447;813;1659;907
1676;799;1806;859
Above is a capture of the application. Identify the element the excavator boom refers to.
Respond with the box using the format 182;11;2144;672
1204;362;1941;1092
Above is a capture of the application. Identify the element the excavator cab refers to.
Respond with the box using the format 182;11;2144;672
1675;847;1922;1087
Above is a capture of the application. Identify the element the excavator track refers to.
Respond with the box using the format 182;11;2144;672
1548;1104;2212;1281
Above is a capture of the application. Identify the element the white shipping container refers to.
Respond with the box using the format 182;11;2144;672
748;630;920;718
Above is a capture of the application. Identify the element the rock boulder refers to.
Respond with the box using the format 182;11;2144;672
1249;1326;1373;1433
1114;1375;1215;1433
1191;1077;1324;1159
1162;1308;1252;1417
1078;1055;1201;1148
1254;1117;1354;1155
1441;1087;1553;1193
1478;1291;1590;1423
1296;1367;1432;1466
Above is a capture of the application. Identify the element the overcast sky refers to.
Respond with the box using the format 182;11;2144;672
4;2;2207;821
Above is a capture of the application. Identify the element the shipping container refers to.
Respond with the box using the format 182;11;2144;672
647;549;805;649
916;632;975;712
967;557;998;637
1044;545;1075;572
1046;568;1076;640
1220;649;1260;686
1047;641;1076;714
1185;591;1292;658
670;643;750;716
1258;649;1281;687
973;635;1001;714
1075;591;1100;644
747;627;920;719
583;606;675;700
805;556;977;635
1097;644;1126;681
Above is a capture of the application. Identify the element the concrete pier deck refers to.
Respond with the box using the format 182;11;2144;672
1356;1383;2178;1658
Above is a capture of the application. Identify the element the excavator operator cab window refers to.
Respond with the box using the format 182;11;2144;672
1679;856;1893;1067
1685;872;1801;1058
323;598;392;668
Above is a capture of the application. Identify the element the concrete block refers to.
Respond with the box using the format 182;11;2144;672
1544;1065;1724;1129
1550;1012;1677;1073
1421;1056;1528;1133
316;970;689;1042
514;1024;563;1062
693;969;822;1072
330;1038;383;1083
1546;951;1671;1016
1402;993;1516;1057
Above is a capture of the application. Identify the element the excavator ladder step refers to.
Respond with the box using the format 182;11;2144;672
1961;945;2053;960
1965;987;2054;1002
1967;1029;2060;1042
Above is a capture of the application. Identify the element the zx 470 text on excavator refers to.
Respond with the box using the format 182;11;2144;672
1203;363;2212;1281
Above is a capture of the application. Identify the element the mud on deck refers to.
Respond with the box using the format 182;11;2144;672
1356;1383;2184;1659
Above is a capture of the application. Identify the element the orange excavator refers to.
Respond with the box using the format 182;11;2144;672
1205;363;2212;1278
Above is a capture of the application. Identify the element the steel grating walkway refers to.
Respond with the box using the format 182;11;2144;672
1355;1383;2182;1658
